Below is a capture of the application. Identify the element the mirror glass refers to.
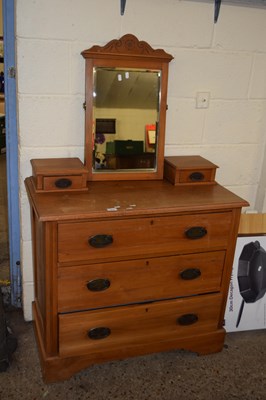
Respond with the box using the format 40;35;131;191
92;67;161;172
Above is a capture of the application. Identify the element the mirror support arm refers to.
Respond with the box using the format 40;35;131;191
121;0;126;15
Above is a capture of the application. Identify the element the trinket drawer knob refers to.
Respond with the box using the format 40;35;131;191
55;178;72;189
189;172;204;181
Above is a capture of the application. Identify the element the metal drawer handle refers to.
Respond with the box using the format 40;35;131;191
189;172;204;181
88;234;113;248
87;278;111;292
88;327;111;340
55;178;72;189
185;226;207;239
180;268;201;280
177;314;198;326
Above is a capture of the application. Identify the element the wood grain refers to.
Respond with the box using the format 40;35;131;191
59;293;222;357
58;251;225;312
238;213;266;235
57;212;232;264
25;177;248;221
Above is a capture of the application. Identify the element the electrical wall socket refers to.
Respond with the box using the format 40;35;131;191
196;92;210;109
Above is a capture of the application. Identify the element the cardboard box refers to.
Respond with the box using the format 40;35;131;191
225;235;266;332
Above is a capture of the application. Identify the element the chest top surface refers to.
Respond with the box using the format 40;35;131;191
25;177;248;222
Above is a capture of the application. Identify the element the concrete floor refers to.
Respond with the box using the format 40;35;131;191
0;309;265;400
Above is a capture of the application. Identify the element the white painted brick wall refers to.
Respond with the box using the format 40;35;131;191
168;49;253;99
16;0;266;320
250;53;266;98
213;6;266;52
263;191;266;212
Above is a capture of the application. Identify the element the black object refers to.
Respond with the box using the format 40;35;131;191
88;234;113;248
185;226;207;240
87;278;111;292
0;116;6;153
106;140;144;156
189;172;205;182
55;178;72;189
0;290;17;372
180;268;201;280
214;0;222;23
177;314;198;326
120;0;126;15
88;327;111;340
96;118;116;134
236;240;266;327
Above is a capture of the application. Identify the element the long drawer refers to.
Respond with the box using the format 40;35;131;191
57;212;232;264
58;251;225;312
59;293;222;357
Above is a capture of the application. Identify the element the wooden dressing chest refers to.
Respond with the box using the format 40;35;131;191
26;34;248;383
25;176;248;382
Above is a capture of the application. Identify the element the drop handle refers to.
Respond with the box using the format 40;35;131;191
185;226;207;240
180;268;201;280
189;172;204;182
55;178;72;189
87;278;111;292
177;314;198;326
88;327;111;340
88;234;113;248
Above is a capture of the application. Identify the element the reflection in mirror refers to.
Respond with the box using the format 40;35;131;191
93;67;161;172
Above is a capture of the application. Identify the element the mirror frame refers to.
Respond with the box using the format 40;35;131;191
82;34;173;181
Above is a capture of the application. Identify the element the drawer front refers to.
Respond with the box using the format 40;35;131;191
59;293;222;357
58;212;232;264
58;251;225;312
43;175;84;191
179;169;214;184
